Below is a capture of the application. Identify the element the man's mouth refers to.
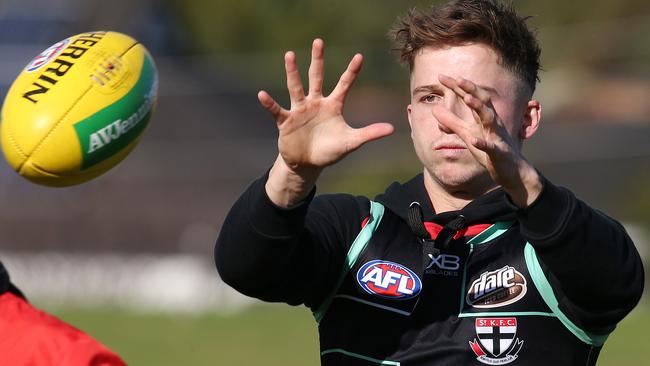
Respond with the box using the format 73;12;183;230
435;144;466;150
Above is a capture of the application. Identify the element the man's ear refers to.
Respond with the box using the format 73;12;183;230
520;100;541;140
407;104;414;131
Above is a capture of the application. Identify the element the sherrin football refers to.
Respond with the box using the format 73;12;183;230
0;31;158;187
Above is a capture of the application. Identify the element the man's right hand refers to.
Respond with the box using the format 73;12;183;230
260;39;394;208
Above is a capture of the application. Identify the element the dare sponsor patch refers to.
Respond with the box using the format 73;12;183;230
466;266;527;308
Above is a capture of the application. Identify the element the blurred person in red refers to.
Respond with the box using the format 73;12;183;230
0;262;126;365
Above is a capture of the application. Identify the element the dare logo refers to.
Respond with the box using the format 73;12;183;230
466;266;527;308
356;260;422;300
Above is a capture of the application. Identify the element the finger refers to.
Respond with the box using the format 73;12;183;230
330;53;363;104
431;105;472;141
471;136;501;156
457;77;491;104
439;74;494;126
284;51;306;107
438;74;467;100
258;90;289;123
463;93;496;127
347;122;395;151
308;38;325;96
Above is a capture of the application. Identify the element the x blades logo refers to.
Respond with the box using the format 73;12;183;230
425;253;460;277
469;318;524;365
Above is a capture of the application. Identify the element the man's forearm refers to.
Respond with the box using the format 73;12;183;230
265;154;323;208
215;172;314;303
502;159;543;209
518;179;644;333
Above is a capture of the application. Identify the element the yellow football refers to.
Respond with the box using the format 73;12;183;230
0;31;158;187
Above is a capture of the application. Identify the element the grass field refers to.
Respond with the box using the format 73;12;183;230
51;301;648;365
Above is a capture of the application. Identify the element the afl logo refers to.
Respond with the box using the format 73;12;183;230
357;260;422;300
26;39;71;72
466;266;527;308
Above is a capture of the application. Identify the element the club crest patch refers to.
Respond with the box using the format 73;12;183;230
356;260;422;299
466;265;527;308
469;318;524;364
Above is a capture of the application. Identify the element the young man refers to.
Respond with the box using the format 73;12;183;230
215;1;644;365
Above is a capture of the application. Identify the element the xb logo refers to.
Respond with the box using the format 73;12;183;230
426;254;460;270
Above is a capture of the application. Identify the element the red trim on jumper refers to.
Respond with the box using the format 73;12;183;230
361;216;370;229
470;339;487;357
423;222;492;240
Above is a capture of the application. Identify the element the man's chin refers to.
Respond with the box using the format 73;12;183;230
426;166;493;192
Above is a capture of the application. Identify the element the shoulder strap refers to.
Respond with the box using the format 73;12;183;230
313;200;385;323
524;243;609;346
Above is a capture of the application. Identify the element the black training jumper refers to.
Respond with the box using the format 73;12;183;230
215;173;644;365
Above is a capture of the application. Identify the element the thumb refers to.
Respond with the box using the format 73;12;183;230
348;122;394;151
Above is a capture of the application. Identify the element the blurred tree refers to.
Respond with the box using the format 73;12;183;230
169;0;434;89
620;172;650;230
170;0;650;89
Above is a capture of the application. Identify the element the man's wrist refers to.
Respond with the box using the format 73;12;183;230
506;160;543;209
265;155;322;208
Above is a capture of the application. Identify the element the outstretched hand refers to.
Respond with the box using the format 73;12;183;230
259;39;394;176
261;39;394;207
432;74;542;207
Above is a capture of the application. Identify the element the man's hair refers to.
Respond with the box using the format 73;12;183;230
390;0;541;94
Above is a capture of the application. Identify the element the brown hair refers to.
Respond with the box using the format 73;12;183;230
390;0;541;93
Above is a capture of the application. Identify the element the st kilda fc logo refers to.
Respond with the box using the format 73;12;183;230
469;318;524;364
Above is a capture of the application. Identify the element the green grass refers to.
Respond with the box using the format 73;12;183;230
598;303;648;365
52;304;320;366
51;302;648;365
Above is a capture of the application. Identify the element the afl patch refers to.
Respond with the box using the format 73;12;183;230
357;260;422;300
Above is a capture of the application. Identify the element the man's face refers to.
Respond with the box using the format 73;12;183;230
407;43;529;191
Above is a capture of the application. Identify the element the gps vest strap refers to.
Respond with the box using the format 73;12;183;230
313;200;385;323
524;243;610;346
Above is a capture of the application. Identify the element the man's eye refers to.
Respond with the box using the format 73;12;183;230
421;94;441;103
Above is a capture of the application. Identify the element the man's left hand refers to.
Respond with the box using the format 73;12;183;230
433;74;542;208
